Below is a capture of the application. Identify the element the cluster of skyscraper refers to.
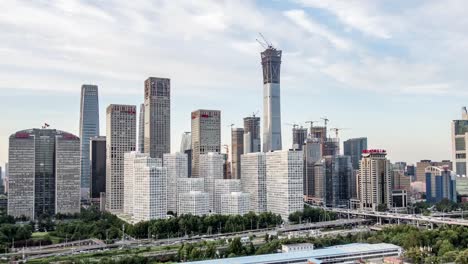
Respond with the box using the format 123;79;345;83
6;41;468;222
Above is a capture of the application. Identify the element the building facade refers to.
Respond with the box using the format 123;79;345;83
266;150;303;221
191;110;221;178
106;104;136;212
262;47;282;152
138;103;145;153
199;153;224;212
231;128;244;179
343;138;368;170
220;192;250;216
163;153;188;213
416;160;452;183
243;116;261;153
178;191;210;216
90;136;106;204
144;77;171;159
8;129;80;219
214;179;241;214
425;166;457;203
79;85;100;199
452;107;468;176
358;150;392;211
303;138;322;201
132;156;167;222
292;127;307;150
55;134;81;215
325;155;353;207
241;153;267;213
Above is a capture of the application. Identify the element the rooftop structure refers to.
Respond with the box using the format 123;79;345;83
184;243;402;264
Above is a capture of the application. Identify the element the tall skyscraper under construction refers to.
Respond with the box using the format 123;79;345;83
144;77;171;159
243;116;261;153
292;126;308;150
261;46;282;152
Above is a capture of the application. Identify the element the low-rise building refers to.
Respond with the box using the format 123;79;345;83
281;243;314;253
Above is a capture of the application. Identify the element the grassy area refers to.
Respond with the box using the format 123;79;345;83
31;232;61;244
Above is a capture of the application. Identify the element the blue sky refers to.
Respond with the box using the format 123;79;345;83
1;0;467;167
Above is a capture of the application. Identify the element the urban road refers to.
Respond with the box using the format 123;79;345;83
316;206;468;227
3;218;368;261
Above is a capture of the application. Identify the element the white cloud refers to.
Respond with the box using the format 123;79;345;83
284;9;351;50
296;0;393;39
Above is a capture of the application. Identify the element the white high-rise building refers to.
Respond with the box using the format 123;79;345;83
123;152;161;215
358;150;392;211
132;158;167;222
261;47;282;152
178;191;210;216
163;153;188;213
266;150;303;221
199;152;224;212
138;103;145;153
241;153;267;213
221;192;250;216
106;104;136;212
452;107;468;176
214;179;241;214
177;178;205;213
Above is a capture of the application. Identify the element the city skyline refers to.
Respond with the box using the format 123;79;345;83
2;1;468;166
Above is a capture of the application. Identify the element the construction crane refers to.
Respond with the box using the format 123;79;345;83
321;117;329;127
228;124;235;129
41;123;50;129
285;123;300;129
252;111;259;118
256;32;275;49
329;128;350;138
305;120;319;128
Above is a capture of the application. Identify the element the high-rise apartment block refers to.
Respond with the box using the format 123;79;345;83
266;150;303;221
178;191;210;216
191;110;221;177
425;166;457;203
214;179;241;213
106;104;136;212
199;152;224;212
343;138;368;170
221;192;250;216
358;150;392;211
8;129;80;219
176;178;207;214
262;47;282;152
79;85;100;199
138;103;145;153
231;128;244;179
124;152;160;215
243;116;261;153
163;153;188;213
144;77;171;159
452;107;468;176
416;160;452;183
241;153;267;213
124;152;167;222
292;126;307;150
90;136;106;205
